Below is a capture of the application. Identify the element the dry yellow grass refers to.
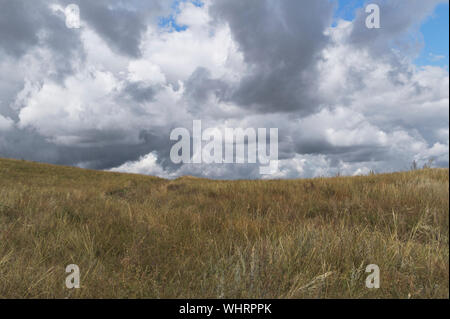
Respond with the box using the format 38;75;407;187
0;157;448;298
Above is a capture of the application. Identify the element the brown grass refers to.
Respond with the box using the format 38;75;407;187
0;157;448;298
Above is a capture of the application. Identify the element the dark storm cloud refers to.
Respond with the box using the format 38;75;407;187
122;82;159;103
331;146;390;163
0;126;163;170
209;0;334;114
76;1;146;58
0;0;39;57
58;0;171;58
291;135;389;163
0;68;24;120
0;0;84;67
184;67;231;115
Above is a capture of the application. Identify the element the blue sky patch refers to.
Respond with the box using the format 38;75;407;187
415;2;449;68
158;0;204;32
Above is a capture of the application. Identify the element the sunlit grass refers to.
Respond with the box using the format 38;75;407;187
0;158;448;298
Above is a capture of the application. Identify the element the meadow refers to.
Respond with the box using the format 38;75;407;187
0;157;448;298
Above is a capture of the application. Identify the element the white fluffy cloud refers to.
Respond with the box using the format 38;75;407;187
110;152;172;177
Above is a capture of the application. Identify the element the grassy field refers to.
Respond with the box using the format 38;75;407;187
0;157;448;298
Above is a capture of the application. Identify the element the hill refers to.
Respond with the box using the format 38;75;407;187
0;157;448;298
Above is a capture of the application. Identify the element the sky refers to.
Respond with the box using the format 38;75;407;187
0;0;448;179
416;2;449;67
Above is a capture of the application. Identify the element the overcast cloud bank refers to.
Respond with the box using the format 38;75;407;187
0;0;448;179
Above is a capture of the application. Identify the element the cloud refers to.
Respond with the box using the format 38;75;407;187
349;0;447;55
429;53;446;62
0;114;13;131
0;0;84;75
0;0;40;57
0;0;448;179
109;152;172;178
209;0;334;114
57;0;173;58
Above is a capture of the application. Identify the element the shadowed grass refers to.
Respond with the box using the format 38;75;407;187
0;158;448;298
